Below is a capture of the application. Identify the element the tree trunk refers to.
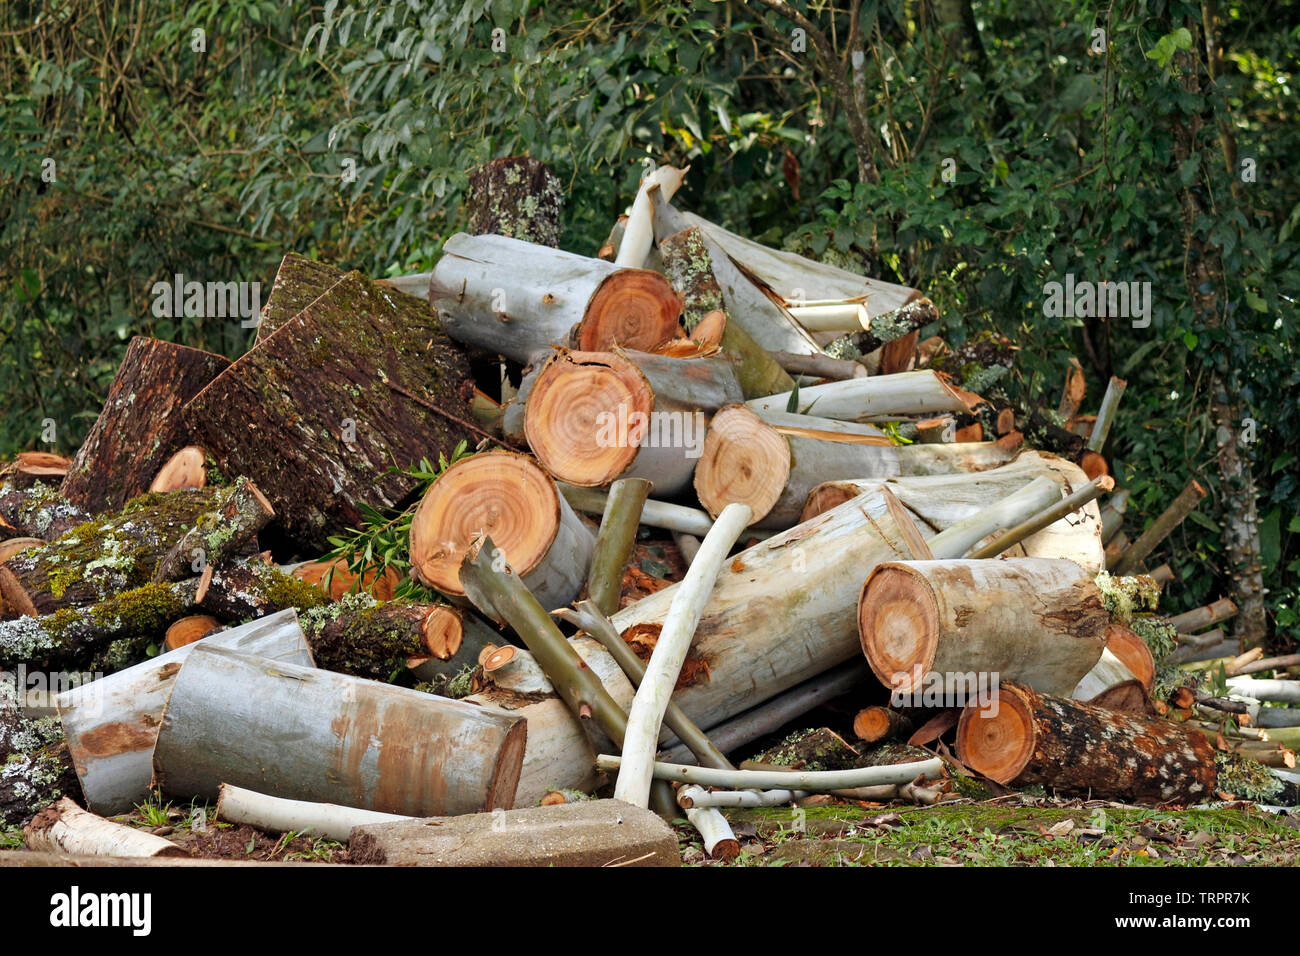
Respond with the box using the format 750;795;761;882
184;271;478;552
153;645;527;816
464;156;564;247
658;225;795;399
523;349;741;497
696;404;1017;529
24;797;186;857
747;369;973;421
957;682;1217;804
0;481;90;541
858;558;1109;697
409;450;595;612
60;337;230;513
800;451;1105;572
57;609;308;816
430;233;683;363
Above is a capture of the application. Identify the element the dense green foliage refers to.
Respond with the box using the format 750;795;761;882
2;1;1296;640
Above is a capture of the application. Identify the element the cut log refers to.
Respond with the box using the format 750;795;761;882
595;753;943;792
0;537;42;564
0;452;72;491
649;194;821;356
60;338;231;513
1104;622;1156;691
0;481;90;541
409;450;595;611
0;579;199;670
751;727;861;771
1072;648;1143;702
686;807;740;861
559;482;714;537
431;233;683;363
254;252;347;343
800;452;1105;572
585;478;651;617
695;404;1018;529
858;558;1109;697
1;682;79;827
1088;376;1127;452
658;225;795;399
957;683;1216;803
747;370;973;421
0;488;229;620
1112;479;1208;576
967;475;1113;558
24;797;186;858
771;351;866;380
1100;488;1131;543
826;297;939;357
617;165;687;269
149;445;207;493
524;349;740;496
56;608;312;815
853;706;914;745
1057;358;1087;420
164;614;221;650
302;600;467;682
194;562;324;621
184;270;477;552
465;156;564;247
1225;678;1300;705
153;645;527;816
151;477;274;582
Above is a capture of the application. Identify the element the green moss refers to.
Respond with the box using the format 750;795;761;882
1095;570;1162;622
1215;752;1283;802
1132;615;1179;664
256;565;326;612
445;664;477;699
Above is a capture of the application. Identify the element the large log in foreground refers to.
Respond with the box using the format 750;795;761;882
956;683;1217;804
430;233;683;363
57;609;313;815
60;337;231;513
695;404;1016;529
153;645;527;817
184;270;477;551
524;349;741;497
859;558;1109;697
409;451;595;612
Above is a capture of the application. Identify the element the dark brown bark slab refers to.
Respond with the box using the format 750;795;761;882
60;338;231;514
183;270;477;552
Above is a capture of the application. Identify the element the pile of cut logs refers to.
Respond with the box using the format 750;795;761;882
0;158;1294;863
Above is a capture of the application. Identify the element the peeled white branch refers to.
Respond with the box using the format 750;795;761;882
677;785;805;809
614;503;753;808
216;784;413;843
24;797;185;858
747;370;971;421
615;166;687;269
1226;678;1300;704
597;754;944;792
685;806;740;861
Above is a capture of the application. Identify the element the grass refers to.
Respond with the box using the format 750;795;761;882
677;799;1300;867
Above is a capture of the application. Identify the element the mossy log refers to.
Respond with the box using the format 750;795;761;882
254;252;347;344
302;600;466;681
0;452;72;492
1;684;81;826
0;488;223;619
0;481;90;541
183;270;477;552
957;682;1217;804
195;562;325;621
60;338;231;514
465;156;564;247
152;478;274;582
751;728;862;772
658;226;795;399
826;297;939;357
0;579;199;670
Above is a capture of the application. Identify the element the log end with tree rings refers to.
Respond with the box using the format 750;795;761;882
800;480;862;521
574;269;683;353
422;606;465;661
409;450;564;596
693;405;790;523
164;614;222;650
524;350;655;486
1079;451;1110;481
955;684;1036;784
149;445;208;493
857;564;940;693
1103;622;1155;691
292;557;400;601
